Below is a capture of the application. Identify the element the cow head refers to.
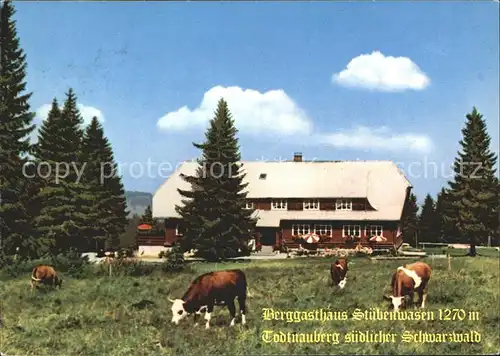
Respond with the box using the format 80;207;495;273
384;294;409;311
169;297;188;325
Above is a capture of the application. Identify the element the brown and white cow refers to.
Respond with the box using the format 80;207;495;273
330;258;348;289
30;265;63;291
169;269;247;329
384;261;432;311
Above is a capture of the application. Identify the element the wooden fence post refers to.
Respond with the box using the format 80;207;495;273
447;254;451;272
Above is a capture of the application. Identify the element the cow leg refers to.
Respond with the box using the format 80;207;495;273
416;290;423;307
338;277;347;290
204;304;214;329
418;281;428;308
421;284;429;309
408;293;414;308
193;313;199;326
421;292;428;308
227;299;236;327
238;294;247;325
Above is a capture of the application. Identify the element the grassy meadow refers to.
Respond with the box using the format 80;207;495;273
1;256;499;355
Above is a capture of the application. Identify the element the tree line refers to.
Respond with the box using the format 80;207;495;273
0;1;128;259
402;108;499;255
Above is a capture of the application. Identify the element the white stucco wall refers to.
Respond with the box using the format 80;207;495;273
138;245;170;257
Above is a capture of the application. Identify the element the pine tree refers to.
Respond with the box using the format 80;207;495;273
81;117;128;251
434;188;447;242
437;187;460;243
164;243;185;272
401;193;419;247
33;90;91;253
175;98;257;261
31;99;61;254
119;214;140;250
15;162;43;258
140;205;154;225
80;117;107;251
443;107;498;256
62;92;95;253
418;194;438;243
0;0;36;256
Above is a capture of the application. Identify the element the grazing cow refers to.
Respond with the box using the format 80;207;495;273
384;261;432;311
169;269;247;329
330;258;348;289
30;265;63;291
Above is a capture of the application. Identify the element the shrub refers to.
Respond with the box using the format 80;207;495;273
0;249;92;279
158;250;166;259
163;243;185;272
116;247;134;259
296;250;317;257
97;256;155;277
0;252;13;269
49;250;92;278
273;240;288;253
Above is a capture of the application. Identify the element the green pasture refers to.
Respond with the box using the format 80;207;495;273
0;256;499;355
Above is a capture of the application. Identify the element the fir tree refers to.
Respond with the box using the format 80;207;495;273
443;107;498;256
401;192;419;247
434;188;447;242
120;214;140;250
175;98;257;261
0;0;36;256
81;117;128;251
493;180;500;246
140;205;154;226
418;194;438;243
164;243;185;272
16;162;43;258
80;117;107;251
437;187;460;243
33;90;91;253
31;99;62;253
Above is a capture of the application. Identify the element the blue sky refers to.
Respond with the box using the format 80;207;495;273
15;1;499;204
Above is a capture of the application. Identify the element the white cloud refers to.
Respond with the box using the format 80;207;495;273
35;103;105;125
316;126;433;153
332;51;430;92
156;86;313;136
156;84;434;154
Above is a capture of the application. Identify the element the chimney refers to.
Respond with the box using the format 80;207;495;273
293;152;302;162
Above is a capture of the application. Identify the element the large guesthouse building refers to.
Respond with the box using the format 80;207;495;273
152;153;412;250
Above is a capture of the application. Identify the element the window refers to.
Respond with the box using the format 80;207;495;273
336;199;352;211
271;200;287;210
303;200;320;210
175;225;183;236
314;224;332;237
342;225;361;237
292;224;311;236
244;201;254;210
370;225;383;237
259;173;267;179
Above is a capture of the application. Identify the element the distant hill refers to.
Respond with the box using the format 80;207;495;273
125;191;152;217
